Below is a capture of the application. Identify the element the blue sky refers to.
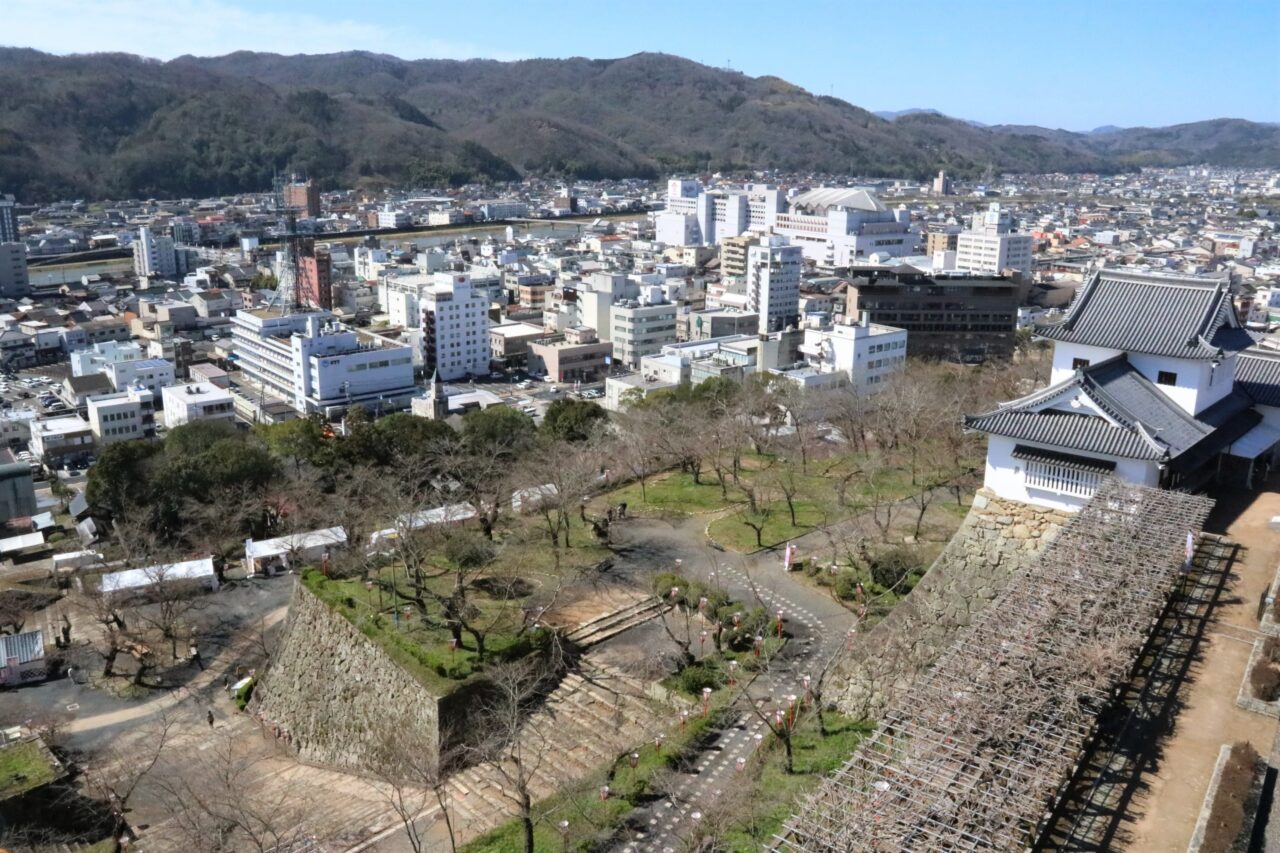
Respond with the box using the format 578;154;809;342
7;0;1279;129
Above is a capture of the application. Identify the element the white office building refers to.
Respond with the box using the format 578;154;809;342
70;340;145;378
132;226;191;279
86;387;157;446
478;200;529;221
28;415;94;466
105;358;174;396
377;207;412;229
747;239;802;334
419;274;491;380
611;298;679;368
788;312;908;391
954;203;1034;276
656;180;916;267
230;309;417;416
656;180;784;247
161;382;236;429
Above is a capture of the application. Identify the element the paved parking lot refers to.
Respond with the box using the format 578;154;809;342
1;366;71;417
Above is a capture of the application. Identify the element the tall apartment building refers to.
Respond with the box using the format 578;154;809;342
847;269;1023;362
284;178;321;219
931;170;954;196
231;309;417;416
747;240;802;334
720;234;755;278
297;240;333;310
925;224;962;256
954;203;1034;276
87;387;157;446
132;226;192;279
0;243;30;299
0;194;16;244
419;274;491;380
169;217;201;244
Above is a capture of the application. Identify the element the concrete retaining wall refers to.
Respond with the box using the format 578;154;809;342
252;580;445;773
830;489;1070;718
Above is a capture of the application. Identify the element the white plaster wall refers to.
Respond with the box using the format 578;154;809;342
1049;342;1122;384
982;435;1160;512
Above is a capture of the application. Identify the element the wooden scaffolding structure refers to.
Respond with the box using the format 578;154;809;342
778;481;1215;852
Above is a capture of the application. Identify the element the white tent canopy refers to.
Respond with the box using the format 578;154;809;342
369;502;477;548
101;557;218;595
245;527;348;574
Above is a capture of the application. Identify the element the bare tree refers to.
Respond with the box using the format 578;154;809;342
151;731;316;853
367;721;464;853
80;712;176;851
468;656;561;853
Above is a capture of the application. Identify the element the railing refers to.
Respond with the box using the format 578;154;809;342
1025;460;1104;497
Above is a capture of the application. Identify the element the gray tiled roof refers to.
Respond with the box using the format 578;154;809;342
965;355;1258;467
1035;268;1256;359
1237;348;1280;407
965;407;1162;458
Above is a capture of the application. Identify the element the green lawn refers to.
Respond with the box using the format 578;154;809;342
706;499;829;552
0;740;59;801
604;471;742;516
605;449;954;553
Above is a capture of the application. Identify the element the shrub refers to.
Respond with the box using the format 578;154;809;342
47;532;65;544
832;571;861;601
675;662;722;696
868;546;921;590
444;532;497;569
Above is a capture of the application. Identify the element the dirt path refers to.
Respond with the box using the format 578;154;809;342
1124;488;1280;852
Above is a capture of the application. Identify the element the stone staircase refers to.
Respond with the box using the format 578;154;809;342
442;658;665;837
565;596;667;647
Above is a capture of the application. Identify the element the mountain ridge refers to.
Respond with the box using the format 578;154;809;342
0;48;1276;201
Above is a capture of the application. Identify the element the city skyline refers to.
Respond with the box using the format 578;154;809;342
5;0;1278;131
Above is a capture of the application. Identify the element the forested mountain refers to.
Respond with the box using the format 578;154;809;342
1;48;1276;201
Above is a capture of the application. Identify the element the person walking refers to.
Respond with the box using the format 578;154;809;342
207;709;215;728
